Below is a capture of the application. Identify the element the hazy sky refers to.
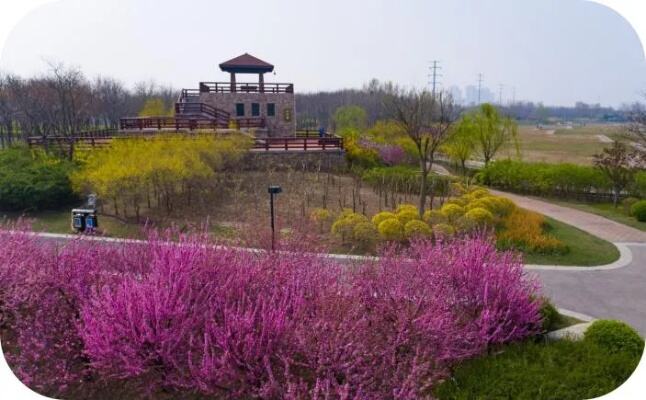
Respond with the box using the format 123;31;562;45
0;0;644;106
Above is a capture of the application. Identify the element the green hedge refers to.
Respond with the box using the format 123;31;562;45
476;160;612;199
362;166;452;196
0;147;78;211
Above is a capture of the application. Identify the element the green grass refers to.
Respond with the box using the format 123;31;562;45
433;338;642;400
498;124;624;166
547;200;646;232
523;217;620;266
1;209;142;238
1;209;240;241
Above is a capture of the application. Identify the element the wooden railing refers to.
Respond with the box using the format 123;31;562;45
253;136;343;152
119;116;266;131
28;134;344;153
294;129;334;138
174;102;230;120
120;117;229;131
199;82;294;94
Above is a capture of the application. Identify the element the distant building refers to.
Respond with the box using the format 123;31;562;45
447;85;463;105
464;85;494;106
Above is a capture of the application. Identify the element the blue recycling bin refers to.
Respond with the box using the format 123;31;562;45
71;208;98;233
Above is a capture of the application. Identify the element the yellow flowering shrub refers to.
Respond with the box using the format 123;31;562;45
397;209;421;225
432;223;455;237
464;207;495;226
423;209;447;225
378;218;405;241
395;204;418;214
353;222;379;250
331;212;369;243
497;209;568;254
440;204;465;222
372;211;397;227
404;220;432;239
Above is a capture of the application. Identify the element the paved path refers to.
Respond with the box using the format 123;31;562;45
490;190;646;243
531;244;646;334
487;190;646;334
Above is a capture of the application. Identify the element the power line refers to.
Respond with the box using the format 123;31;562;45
428;60;442;97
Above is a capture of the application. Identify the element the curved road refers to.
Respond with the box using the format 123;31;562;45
492;190;646;334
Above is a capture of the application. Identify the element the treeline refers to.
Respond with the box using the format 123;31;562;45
0;63;178;147
296;80;635;130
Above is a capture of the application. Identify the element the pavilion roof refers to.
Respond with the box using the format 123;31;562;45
219;53;274;73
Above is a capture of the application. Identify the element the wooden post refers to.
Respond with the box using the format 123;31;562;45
259;73;265;93
230;73;236;92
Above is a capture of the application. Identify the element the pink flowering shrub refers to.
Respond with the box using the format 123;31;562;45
359;139;407;166
0;227;541;399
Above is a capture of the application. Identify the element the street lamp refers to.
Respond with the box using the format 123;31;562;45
268;185;282;251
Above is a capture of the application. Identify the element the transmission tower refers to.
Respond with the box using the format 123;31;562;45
428;60;442;97
498;84;504;105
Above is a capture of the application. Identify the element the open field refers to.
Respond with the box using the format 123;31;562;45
499;124;626;165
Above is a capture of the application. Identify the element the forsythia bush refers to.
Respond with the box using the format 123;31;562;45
72;134;251;218
0;228;542;398
497;208;568;255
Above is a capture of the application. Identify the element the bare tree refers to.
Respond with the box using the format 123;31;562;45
384;86;457;214
92;76;129;128
593;141;643;207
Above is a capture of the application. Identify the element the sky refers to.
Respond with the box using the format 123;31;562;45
0;0;645;107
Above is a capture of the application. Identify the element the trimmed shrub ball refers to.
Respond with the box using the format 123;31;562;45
404;220;432;239
584;320;644;357
371;211;397;227
630;200;646;222
378;218;405;241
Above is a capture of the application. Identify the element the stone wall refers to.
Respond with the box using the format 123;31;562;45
242;150;347;172
199;92;295;136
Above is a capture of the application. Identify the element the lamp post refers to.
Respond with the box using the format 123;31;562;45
268;185;282;251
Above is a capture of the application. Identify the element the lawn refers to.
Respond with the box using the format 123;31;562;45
498;124;624;165
547;200;646;232
433;337;642;400
522;216;620;266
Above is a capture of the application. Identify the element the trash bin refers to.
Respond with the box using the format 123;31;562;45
71;208;98;233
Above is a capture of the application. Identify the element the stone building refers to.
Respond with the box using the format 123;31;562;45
197;53;296;136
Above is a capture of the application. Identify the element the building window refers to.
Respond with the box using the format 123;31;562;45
251;103;260;117
236;103;245;117
267;103;275;117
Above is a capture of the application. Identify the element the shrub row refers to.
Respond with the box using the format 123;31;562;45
477;160;613;199
0;228;541;398
0;147;78;211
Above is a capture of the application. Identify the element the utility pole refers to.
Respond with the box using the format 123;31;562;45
477;73;484;104
512;86;516;105
428;60;442;98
